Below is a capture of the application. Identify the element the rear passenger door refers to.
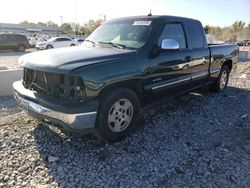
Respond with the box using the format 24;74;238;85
53;38;67;48
9;35;18;48
185;20;210;86
149;22;193;96
60;38;72;47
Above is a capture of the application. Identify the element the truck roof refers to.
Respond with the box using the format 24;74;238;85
110;15;200;23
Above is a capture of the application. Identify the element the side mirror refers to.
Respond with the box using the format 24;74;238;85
161;39;179;50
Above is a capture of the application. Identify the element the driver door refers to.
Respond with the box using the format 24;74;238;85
149;22;193;97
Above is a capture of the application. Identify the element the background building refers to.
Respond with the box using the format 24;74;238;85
0;22;62;35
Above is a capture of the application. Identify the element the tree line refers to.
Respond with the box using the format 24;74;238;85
204;21;250;41
20;19;250;41
20;19;103;36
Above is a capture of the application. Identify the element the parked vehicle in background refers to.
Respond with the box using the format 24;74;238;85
35;37;76;50
236;40;250;46
0;34;30;52
74;38;85;46
236;40;246;46
29;36;48;47
14;15;239;142
243;40;250;46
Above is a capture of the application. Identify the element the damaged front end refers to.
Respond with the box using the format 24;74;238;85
22;68;85;102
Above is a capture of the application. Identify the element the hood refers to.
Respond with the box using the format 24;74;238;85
19;46;136;74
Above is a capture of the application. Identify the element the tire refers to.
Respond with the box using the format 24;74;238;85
46;45;53;49
182;65;189;70
70;44;76;46
209;65;230;92
95;88;140;142
17;44;25;52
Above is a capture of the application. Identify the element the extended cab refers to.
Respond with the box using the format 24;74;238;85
13;16;239;142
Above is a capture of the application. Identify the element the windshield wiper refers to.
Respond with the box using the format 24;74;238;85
84;39;98;45
98;41;126;49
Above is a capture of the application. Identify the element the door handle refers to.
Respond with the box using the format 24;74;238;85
186;56;191;62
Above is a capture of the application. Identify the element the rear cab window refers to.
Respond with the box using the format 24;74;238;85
186;20;206;49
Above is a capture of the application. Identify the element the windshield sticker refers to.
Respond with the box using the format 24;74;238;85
133;21;152;26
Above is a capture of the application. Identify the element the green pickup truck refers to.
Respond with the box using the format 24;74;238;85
13;15;239;142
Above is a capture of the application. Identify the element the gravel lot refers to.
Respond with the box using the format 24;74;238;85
0;63;250;187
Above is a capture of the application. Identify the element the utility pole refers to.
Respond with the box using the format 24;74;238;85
60;16;63;34
75;5;78;35
60;16;64;26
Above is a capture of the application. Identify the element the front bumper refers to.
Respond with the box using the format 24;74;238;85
13;81;97;133
35;45;46;50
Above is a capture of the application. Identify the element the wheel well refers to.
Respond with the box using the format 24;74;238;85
223;60;232;72
17;44;25;48
17;43;24;47
16;44;26;51
99;80;145;106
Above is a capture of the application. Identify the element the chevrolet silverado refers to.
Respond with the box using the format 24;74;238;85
13;15;239;142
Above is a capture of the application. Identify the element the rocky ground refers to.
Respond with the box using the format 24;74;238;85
0;63;250;187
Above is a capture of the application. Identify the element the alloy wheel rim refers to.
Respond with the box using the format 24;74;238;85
220;70;228;89
108;99;133;133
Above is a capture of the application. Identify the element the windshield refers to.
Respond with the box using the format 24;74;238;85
83;19;153;49
48;38;56;42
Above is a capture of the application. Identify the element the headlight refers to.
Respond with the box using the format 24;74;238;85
37;43;45;47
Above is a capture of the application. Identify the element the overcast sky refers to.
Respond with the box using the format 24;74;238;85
0;0;249;27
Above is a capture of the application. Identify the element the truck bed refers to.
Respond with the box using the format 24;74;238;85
208;44;239;72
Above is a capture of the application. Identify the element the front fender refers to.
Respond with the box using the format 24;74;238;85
71;58;149;98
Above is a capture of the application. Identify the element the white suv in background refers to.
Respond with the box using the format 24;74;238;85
35;37;76;50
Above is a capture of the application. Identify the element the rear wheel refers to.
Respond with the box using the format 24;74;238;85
95;88;140;142
209;65;230;92
17;44;25;52
70;44;75;46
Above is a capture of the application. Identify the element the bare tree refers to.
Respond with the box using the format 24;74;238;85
62;23;73;34
232;21;245;33
79;19;103;36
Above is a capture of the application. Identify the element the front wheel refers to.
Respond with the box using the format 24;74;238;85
95;88;140;142
46;45;53;49
17;44;25;52
209;65;230;92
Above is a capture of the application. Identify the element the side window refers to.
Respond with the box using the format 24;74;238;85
13;35;20;42
61;38;71;41
55;38;66;42
9;35;16;41
0;35;2;42
2;34;8;43
158;23;187;49
187;21;204;48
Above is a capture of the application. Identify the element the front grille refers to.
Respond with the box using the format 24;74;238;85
23;68;85;102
